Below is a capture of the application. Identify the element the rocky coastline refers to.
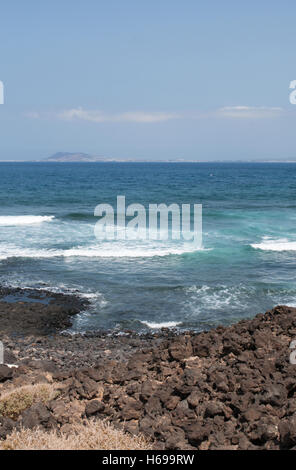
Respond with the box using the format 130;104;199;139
1;286;296;450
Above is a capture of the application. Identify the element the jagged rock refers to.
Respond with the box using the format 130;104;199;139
0;364;13;382
3;350;17;364
118;396;142;420
279;415;296;448
20;403;53;430
259;384;286;407
168;337;193;361
243;407;263;422
85;400;105;417
184;421;210;447
0;416;15;439
205;401;226;418
2;302;296;450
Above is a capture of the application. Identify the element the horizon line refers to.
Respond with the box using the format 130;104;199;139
1;159;296;164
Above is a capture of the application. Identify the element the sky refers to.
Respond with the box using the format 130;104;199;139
0;0;296;161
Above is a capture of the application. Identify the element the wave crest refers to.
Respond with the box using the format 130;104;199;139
140;320;182;329
0;215;55;226
251;238;296;252
0;242;207;260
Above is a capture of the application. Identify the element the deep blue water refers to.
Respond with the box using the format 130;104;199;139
1;162;296;332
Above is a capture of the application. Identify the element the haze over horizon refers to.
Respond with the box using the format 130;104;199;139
0;1;296;161
4;151;296;163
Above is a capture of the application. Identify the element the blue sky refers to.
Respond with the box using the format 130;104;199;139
0;0;295;161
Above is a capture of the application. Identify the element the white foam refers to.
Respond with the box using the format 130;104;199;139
45;285;107;306
0;243;207;260
140;320;182;329
184;284;252;312
0;247;58;260
78;291;108;307
63;244;205;258
251;238;296;252
0;215;55;226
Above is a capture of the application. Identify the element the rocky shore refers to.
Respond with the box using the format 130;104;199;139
1;287;296;450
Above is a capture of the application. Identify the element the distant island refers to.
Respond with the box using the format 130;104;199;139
44;152;108;162
43;152;143;162
42;152;198;163
39;153;296;163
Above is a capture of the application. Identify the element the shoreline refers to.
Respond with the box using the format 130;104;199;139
0;286;179;368
1;287;296;449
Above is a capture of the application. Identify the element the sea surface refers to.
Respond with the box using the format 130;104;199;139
1;162;296;333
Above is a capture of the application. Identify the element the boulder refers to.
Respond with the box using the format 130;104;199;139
0;364;13;382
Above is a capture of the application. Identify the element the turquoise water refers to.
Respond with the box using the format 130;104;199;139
1;162;296;332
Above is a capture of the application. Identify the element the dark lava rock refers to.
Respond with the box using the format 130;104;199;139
279;415;296;448
168;336;193;361
0;287;88;336
20;403;54;430
85;400;105;417
0;416;15;439
2;303;296;451
0;364;13;382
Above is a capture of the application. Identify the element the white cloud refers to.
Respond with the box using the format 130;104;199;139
25;105;286;123
57;108;181;123
215;106;284;119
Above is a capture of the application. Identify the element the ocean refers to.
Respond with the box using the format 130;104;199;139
0;161;296;333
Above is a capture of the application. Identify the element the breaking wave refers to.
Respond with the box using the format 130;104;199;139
140;320;182;329
251;237;296;252
0;242;207;260
0;215;55;226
